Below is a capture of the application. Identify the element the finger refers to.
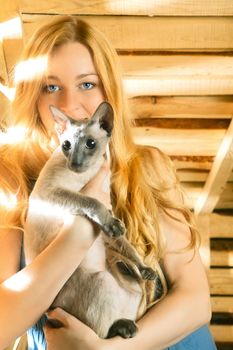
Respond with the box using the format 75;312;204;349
46;308;71;328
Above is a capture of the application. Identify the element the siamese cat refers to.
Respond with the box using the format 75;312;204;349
24;102;162;339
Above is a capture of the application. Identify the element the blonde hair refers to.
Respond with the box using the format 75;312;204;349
0;16;199;306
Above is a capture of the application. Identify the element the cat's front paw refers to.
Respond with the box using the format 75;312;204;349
103;217;126;238
140;266;157;280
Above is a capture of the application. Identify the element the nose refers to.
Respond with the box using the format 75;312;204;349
58;89;83;118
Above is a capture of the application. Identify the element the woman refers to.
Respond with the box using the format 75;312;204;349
0;16;216;350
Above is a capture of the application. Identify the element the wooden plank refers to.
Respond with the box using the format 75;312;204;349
123;54;233;97
22;15;233;51
133;127;225;156
210;214;233;238
211;296;233;313
124;75;233;97
210;325;233;342
121;55;233;78
208;268;233;295
194;118;233;215
0;41;8;84
0;0;20;22
20;0;233;16
0;1;23;78
211;250;233;266
177;170;208;182
129;96;233;120
3;38;23;76
0;92;10;130
172;157;213;171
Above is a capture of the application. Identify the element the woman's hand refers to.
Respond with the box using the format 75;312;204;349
44;308;106;350
80;160;111;209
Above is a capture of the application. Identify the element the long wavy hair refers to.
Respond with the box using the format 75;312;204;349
0;16;199;308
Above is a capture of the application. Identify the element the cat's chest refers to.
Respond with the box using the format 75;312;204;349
54;170;92;192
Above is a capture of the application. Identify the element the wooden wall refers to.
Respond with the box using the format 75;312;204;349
0;0;233;347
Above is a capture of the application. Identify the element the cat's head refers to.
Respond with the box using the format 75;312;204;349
49;101;113;172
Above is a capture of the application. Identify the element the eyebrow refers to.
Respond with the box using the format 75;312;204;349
47;73;98;81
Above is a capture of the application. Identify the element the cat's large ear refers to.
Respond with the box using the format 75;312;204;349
49;105;71;135
91;102;114;136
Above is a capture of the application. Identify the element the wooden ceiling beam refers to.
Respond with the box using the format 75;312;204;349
133;127;225;156
121;55;233;78
20;0;233;16
129;96;233;119
123;75;233;97
194;118;233;214
22;15;233;52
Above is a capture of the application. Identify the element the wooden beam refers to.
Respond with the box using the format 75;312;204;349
129;96;233;120
0;41;8;85
124;75;233;97
133;127;225;156
211;250;233;266
208;268;233;295
194;118;233;215
177;170;208;182
20;0;233;16
22;15;233;51
0;0;20;22
0;1;23;81
172;157;213;171
122;55;233;96
122;54;233;80
210;325;233;342
0;92;10;129
209;214;233;238
211;296;233;313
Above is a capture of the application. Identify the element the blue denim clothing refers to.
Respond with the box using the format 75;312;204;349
165;325;217;350
27;323;216;350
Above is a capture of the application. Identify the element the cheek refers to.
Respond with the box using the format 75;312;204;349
37;97;55;131
87;90;105;115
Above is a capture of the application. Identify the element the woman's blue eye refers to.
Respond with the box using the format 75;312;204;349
44;85;60;93
81;82;94;90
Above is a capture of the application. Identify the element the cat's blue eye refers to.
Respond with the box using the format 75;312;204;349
43;84;60;93
80;82;95;90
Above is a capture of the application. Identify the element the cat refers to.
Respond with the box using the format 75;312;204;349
24;101;162;339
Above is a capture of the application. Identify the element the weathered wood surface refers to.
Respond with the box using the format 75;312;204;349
22;15;233;51
19;0;233;16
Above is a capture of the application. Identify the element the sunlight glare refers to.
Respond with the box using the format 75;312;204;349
14;55;48;84
3;271;31;292
29;197;68;219
0;126;27;145
0;190;17;209
0;82;15;101
107;1;170;15
0;16;23;40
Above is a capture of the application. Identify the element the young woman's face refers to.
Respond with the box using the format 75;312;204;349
37;42;105;132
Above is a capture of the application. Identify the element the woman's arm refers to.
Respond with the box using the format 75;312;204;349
44;147;211;350
0;162;110;349
109;211;211;350
44;213;211;350
0;217;97;349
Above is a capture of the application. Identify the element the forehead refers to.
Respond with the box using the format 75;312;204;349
47;42;97;76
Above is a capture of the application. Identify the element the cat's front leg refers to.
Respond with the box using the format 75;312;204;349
47;189;125;238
